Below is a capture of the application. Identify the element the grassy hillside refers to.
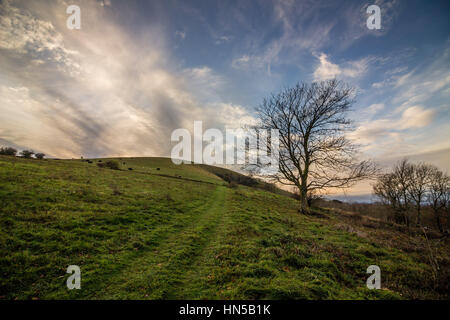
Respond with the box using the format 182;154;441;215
0;156;448;299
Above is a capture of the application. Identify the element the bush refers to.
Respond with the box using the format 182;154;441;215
35;153;45;160
97;160;120;170
210;170;258;187
0;147;17;156
20;150;34;158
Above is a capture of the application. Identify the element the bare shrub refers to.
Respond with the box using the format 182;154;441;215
97;160;120;170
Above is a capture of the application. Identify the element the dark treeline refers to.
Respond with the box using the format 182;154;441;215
0;147;45;159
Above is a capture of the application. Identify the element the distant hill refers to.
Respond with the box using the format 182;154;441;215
324;194;377;203
0;155;448;299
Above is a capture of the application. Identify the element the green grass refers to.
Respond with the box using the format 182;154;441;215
0;155;446;299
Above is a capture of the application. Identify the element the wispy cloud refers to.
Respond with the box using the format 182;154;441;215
231;0;399;76
390;47;450;111
215;35;232;45
175;30;186;39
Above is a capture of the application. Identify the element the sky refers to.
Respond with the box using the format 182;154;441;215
0;0;449;200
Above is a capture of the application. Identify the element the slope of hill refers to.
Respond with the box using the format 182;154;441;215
0;156;448;299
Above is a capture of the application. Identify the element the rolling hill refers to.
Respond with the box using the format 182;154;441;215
0;156;448;299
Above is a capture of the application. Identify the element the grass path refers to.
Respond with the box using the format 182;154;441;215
96;186;228;299
169;188;232;299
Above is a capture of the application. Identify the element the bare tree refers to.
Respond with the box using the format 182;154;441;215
408;162;433;225
373;160;417;226
374;159;449;230
374;159;432;227
427;167;449;232
393;159;414;226
255;79;377;214
373;172;405;224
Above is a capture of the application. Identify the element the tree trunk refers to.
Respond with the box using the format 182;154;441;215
435;210;443;233
394;210;403;224
416;205;421;225
299;188;310;214
403;211;410;228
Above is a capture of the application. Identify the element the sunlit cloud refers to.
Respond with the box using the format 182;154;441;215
0;0;253;158
350;105;436;159
313;53;370;81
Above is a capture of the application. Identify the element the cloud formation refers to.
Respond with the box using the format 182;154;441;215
313;53;370;81
0;0;253;158
0;0;448;178
350;105;436;160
